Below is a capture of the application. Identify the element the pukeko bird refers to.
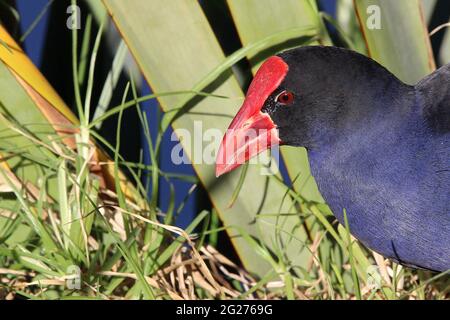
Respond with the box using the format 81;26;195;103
216;46;449;272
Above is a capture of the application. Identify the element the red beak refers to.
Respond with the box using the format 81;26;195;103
216;56;288;177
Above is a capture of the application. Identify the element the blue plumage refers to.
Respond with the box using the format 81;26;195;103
264;46;449;271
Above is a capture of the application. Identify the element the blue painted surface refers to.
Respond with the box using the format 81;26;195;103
16;0;50;67
319;0;337;17
140;82;197;229
158;125;198;229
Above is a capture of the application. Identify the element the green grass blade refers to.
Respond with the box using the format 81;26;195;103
343;209;361;300
57;160;71;249
92;40;128;129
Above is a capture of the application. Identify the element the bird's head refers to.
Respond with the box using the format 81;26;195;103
216;46;402;177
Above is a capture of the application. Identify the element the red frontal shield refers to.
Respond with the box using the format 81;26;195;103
216;56;288;177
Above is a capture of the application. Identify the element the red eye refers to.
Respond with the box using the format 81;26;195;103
276;90;294;105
